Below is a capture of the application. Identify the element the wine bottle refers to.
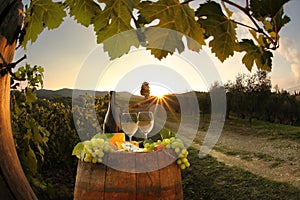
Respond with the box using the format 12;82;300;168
103;91;120;133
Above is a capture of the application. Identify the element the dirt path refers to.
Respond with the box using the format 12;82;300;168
193;130;300;188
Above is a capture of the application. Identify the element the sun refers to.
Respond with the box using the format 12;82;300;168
150;85;170;98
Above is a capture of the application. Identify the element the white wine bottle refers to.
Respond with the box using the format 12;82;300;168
103;91;120;133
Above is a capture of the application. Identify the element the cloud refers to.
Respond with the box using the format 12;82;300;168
278;38;300;81
279;38;300;63
291;63;300;81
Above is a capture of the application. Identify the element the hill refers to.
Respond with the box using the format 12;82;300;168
36;88;108;99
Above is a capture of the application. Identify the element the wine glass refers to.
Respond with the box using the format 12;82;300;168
121;113;138;142
137;111;154;140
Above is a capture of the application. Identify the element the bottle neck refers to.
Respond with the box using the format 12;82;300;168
110;91;115;105
103;91;119;133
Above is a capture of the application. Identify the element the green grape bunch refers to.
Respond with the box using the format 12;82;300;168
144;137;191;170
72;135;115;164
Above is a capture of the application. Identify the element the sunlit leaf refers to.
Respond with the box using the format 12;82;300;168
102;30;140;59
93;0;139;59
139;0;205;60
221;1;234;18
144;27;184;59
22;0;66;48
237;39;273;71
160;128;175;139
72;142;84;159
249;29;269;48
65;0;100;27
196;1;237;62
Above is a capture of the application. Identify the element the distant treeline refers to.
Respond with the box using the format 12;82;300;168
199;71;300;126
36;71;300;127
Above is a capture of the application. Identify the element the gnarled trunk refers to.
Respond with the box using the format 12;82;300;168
0;1;37;199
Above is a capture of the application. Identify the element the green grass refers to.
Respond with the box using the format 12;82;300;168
220;116;300;142
47;113;300;199
166;112;300;143
182;148;300;200
213;146;282;163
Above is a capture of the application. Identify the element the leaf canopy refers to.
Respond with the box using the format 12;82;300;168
93;0;139;59
22;0;66;48
139;0;205;59
65;0;100;27
237;39;273;71
250;0;290;19
19;0;291;71
196;1;237;62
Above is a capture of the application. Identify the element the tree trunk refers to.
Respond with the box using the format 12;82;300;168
0;1;37;199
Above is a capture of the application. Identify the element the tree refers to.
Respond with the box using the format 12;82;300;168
0;1;38;199
140;81;150;99
225;73;247;118
225;71;272;125
244;71;272;125
0;0;291;199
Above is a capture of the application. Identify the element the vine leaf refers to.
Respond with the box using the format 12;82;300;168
249;29;269;48
262;7;290;34
236;39;273;71
93;0;139;59
72;142;84;159
196;1;237;62
102;30;140;60
65;0;100;27
260;7;290;45
250;0;290;19
144;27;184;59
139;0;205;60
22;146;38;175
22;0;66;48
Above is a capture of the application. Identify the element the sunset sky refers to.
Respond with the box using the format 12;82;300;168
16;0;300;96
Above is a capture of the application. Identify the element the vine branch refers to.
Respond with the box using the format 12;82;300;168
181;0;195;5
221;0;278;49
0;53;27;80
231;20;257;32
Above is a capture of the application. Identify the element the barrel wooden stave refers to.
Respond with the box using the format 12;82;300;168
74;161;106;200
74;150;183;200
136;151;161;200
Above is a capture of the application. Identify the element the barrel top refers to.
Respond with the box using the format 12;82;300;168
101;148;177;173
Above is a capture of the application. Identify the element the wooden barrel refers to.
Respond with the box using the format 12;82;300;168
74;149;183;200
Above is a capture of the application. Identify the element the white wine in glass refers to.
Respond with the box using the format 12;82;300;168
121;113;138;142
137;111;154;140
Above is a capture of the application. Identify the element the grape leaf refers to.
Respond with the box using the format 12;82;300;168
22;146;38;175
262;7;290;42
22;0;66;48
72;142;84;159
221;1;233;18
196;1;237;62
272;7;291;32
93;0;139;59
65;0;100;27
250;0;290;19
102;29;140;59
237;39;273;71
144;27;184;59
139;0;205;60
249;29;269;48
